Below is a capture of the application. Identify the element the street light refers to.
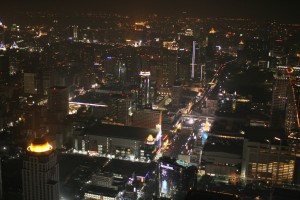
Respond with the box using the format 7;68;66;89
274;137;281;141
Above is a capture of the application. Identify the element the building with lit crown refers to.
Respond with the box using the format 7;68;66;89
22;138;59;200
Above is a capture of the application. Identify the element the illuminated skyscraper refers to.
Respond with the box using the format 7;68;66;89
22;138;59;200
271;66;300;132
73;25;78;41
191;41;196;79
285;78;300;134
138;71;151;108
115;59;126;84
157;157;197;199
272;38;286;65
190;41;204;83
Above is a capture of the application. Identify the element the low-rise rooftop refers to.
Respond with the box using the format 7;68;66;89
83;123;158;141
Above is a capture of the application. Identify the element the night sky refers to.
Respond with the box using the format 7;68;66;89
0;0;299;22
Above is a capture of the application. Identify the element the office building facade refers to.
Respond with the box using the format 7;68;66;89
242;139;297;184
74;124;161;161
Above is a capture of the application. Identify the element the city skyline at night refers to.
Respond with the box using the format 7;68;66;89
1;0;300;199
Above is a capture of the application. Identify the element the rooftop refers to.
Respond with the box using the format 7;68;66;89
85;185;119;197
203;136;243;155
244;127;286;144
84;123;158;141
27;138;53;153
185;190;239;200
103;159;156;177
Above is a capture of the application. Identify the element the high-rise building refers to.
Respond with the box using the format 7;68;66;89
114;60;126;84
272;39;285;56
285;78;300;134
116;97;131;125
171;82;183;107
157;157;197;199
271;66;300;131
0;50;9;84
190;41;204;84
72;25;78;41
0;157;2;200
191;41;196;80
48;86;69;123
22;138;59;200
23;72;37;94
138;71;151;108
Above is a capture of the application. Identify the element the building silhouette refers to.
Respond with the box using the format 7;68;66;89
0;158;2;200
0;48;9;85
48;86;69;123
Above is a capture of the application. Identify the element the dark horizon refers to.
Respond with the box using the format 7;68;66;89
0;0;299;23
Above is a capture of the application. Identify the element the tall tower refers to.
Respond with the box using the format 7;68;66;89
191;41;204;83
138;71;151;108
22;138;59;200
73;25;78;41
191;41;196;79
